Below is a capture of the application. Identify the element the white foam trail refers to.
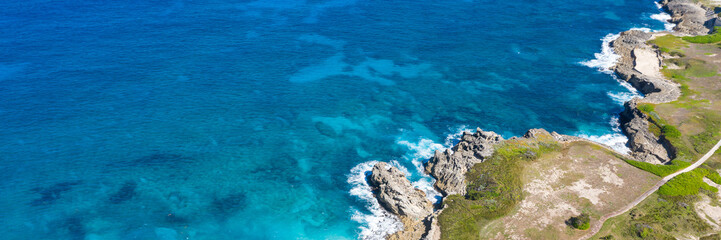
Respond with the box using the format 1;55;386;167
580;33;621;73
653;2;676;31
650;12;675;31
444;125;473;147
348;161;403;240
398;139;445;160
349;127;481;238
577;116;631;154
396;138;444;202
607;91;637;105
579;133;631;153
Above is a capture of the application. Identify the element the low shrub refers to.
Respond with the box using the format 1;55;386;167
659;168;718;196
649;34;688;53
705;168;721;185
637;103;655;114
682;27;721;44
661;125;681;138
625;159;691;177
567;213;590;230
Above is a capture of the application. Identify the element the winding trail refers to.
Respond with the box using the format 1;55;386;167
580;137;721;240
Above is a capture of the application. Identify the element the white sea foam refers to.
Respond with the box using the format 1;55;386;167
397;139;445;160
653;2;677;31
349;127;481;237
579;133;631;153
577;116;631;154
348;161;403;240
580;33;621;73
444;125;473;147
650;12;675;31
607;91;637;105
397;138;445;203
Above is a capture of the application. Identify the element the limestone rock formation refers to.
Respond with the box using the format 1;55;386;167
369;162;435;240
661;0;714;35
612;30;681;104
370;162;433;219
620;99;672;164
425;128;503;196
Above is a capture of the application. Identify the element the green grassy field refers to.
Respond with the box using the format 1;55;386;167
438;136;560;240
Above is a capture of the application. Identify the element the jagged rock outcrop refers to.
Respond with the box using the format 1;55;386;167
620;99;672;164
422;212;441;240
611;30;681;104
424;128;503;196
370;162;433;219
369;162;435;240
660;0;714;35
524;128;551;139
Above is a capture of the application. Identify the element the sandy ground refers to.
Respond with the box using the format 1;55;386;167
633;48;663;78
695;176;721;231
478;142;659;240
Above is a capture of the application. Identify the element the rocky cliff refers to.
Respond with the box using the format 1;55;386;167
368;162;436;240
660;0;716;35
611;30;681;104
368;2;717;239
424;128;503;196
610;6;690;164
620;99;673;163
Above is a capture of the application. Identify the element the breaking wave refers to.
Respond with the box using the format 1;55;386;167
348;161;403;240
579;33;621;73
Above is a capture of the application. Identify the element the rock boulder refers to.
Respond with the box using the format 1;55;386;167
425;128;503;196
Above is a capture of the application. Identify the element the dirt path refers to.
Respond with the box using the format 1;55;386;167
580;137;721;240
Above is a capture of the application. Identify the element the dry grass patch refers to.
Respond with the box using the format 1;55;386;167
477;142;658;240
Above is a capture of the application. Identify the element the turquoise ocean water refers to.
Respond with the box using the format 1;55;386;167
0;0;669;239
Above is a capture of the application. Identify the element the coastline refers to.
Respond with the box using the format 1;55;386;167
360;0;721;239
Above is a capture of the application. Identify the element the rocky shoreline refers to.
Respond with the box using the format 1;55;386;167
365;0;720;239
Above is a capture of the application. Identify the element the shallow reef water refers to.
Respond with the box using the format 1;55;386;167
0;0;668;239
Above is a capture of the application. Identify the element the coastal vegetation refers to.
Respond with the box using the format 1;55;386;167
624;159;690;177
658;168;717;196
437;136;560;239
637;34;721;165
682;27;721;44
596;25;721;239
439;137;660;239
593;193;713;239
649;34;688;55
567;213;591;230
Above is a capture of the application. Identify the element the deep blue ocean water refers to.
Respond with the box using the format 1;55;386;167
0;0;669;239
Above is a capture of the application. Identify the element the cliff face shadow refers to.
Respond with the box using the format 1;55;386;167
30;180;82;206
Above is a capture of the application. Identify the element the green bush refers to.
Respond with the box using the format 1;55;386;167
661;125;681;138
649;34;688;53
637;104;655;114
625;159;691;177
689;111;721;153
568;213;590;230
659;168;718;196
637;225;653;238
706;168;721;185
682;27;721;43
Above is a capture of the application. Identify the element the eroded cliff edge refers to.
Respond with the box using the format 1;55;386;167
366;0;721;239
611;0;719;163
